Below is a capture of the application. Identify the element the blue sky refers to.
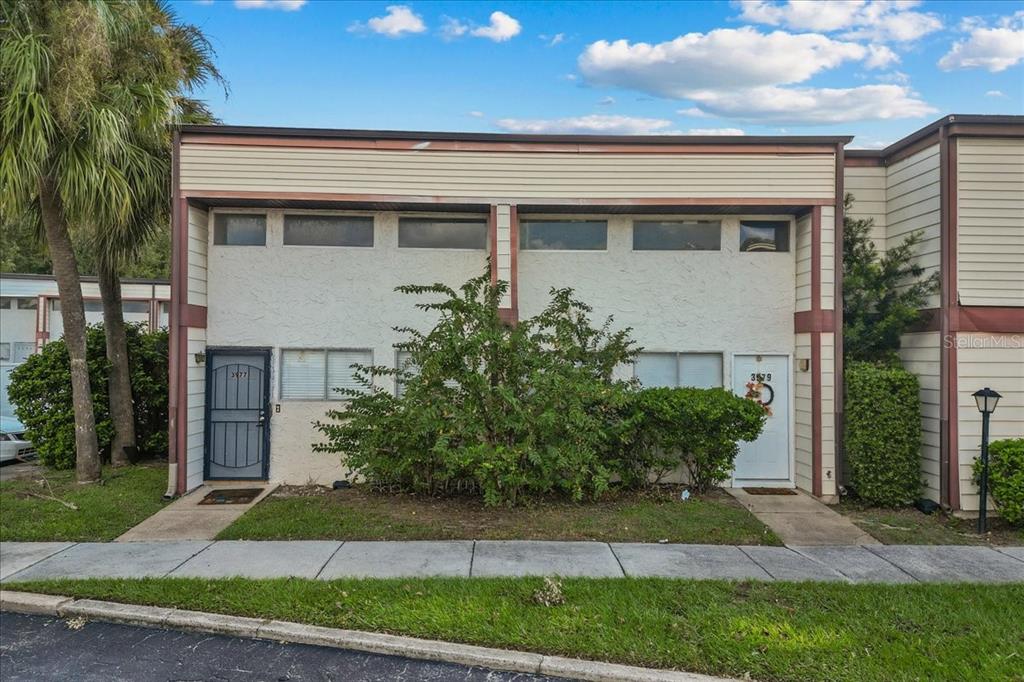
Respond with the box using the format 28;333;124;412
175;0;1024;147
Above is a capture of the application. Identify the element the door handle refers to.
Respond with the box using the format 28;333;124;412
258;410;266;425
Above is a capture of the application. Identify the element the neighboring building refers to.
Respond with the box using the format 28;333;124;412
167;114;1022;514
0;273;170;418
846;114;1024;514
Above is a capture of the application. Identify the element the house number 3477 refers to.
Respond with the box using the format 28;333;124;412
231;371;248;379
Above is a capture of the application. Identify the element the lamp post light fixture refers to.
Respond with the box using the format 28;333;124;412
972;387;1001;534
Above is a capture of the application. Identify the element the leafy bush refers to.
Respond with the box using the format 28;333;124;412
625;387;766;493
317;270;769;506
8;323;168;469
844;361;921;506
973;438;1024;527
316;270;644;506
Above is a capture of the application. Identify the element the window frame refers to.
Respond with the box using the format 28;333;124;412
631;219;723;252
211;209;269;247
282;211;376;249
278;347;374;401
739;219;792;253
633;351;725;389
518;216;609;252
397;214;490;251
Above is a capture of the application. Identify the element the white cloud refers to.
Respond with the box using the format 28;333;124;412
471;11;521;42
677;107;712;118
864;44;899;69
735;1;942;43
598;96;616;106
685;84;936;124
579;28;885;98
441;16;469;40
875;70;910;84
349;5;426;37
547;33;565;47
939;12;1024;73
687;128;746;135
495;115;675;135
578;26;933;125
468;110;485;118
986;90;1007;98
234;0;306;9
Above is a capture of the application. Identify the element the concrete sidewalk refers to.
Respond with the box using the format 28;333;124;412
2;540;1022;584
727;488;878;545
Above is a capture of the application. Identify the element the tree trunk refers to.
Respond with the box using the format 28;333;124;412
37;176;102;483
98;260;136;466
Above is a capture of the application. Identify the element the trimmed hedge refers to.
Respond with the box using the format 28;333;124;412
973;438;1024;527
844;362;922;506
8;323;168;469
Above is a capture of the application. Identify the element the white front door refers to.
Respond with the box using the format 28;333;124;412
732;354;790;483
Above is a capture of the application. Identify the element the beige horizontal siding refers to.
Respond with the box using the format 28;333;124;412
898;332;942;502
180;144;836;200
956;335;1024;512
886;144;941;309
820;206;836;311
794;333;813;493
187;206;208;307
794;213;812;313
185;326;207;491
844;165;887;253
957;138;1024;306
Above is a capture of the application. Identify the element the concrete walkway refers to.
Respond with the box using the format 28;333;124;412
2;541;1022;584
728;488;878;545
115;483;276;542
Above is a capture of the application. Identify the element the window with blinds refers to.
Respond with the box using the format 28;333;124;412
634;352;723;389
395;350;459;396
280;348;371;400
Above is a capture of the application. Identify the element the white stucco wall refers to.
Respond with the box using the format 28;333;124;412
204;208;489;485
518;214;796;362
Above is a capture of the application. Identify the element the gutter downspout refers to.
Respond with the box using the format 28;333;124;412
165;129;181;499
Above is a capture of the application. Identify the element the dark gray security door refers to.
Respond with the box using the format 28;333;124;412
205;350;270;480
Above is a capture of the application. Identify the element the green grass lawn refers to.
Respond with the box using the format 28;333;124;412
217;484;780;545
0;463;169;541
837;502;1024;546
16;576;1024;682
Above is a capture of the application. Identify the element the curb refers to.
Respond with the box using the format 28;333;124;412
0;590;735;682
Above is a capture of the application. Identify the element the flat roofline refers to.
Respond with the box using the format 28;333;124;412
178;123;852;146
847;114;1024;161
0;272;169;286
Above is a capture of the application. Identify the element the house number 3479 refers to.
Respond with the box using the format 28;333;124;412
750;372;772;382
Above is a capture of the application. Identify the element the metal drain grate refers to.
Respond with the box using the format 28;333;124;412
198;488;264;505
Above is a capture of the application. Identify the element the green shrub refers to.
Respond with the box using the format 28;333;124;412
624;387;766;493
844;361;922;506
316;270;641;506
973;438;1024;527
8;323;168;469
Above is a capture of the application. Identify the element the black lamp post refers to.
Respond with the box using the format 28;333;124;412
973;387;1001;533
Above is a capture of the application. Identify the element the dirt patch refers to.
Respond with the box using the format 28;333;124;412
838;502;1024;546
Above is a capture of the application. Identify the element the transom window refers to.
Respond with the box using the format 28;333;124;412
520;220;607;250
280;348;372;400
633;221;721;251
634;352;723;389
284;214;374;247
213;213;267;246
398;218;487;249
740;221;790;253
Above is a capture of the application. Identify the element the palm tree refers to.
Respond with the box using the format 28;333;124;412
88;2;224;466
0;1;222;480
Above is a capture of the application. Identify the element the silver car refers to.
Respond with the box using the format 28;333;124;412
0;416;34;463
